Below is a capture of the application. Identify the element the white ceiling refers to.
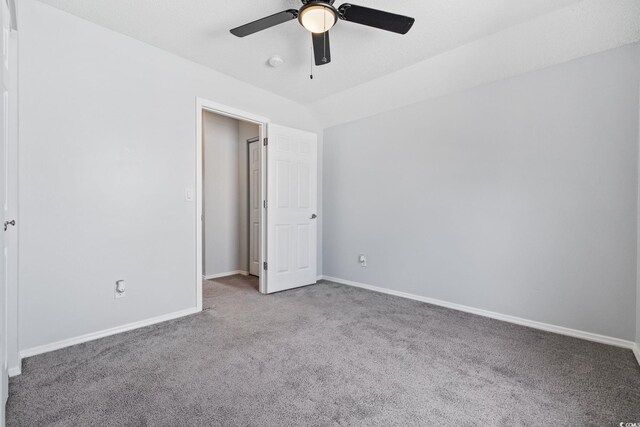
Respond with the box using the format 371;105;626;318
312;0;640;127
35;0;583;104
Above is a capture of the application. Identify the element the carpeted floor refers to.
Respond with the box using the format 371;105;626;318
7;275;640;426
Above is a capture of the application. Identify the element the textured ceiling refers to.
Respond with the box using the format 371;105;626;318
36;0;583;104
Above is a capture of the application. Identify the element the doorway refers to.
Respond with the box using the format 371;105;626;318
195;99;268;311
201;111;262;288
195;99;319;311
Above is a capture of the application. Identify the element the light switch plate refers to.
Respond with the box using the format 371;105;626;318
359;254;367;267
115;280;126;299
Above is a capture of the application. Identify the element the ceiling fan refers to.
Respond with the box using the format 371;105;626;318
230;0;415;66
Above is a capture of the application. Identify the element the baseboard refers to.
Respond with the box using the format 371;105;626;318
323;276;639;357
8;366;21;377
19;306;200;362
316;275;324;281
203;270;248;280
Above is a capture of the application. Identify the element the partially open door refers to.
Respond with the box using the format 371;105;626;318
265;124;317;293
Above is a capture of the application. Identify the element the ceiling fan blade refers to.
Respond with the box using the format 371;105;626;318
338;4;415;34
230;9;298;37
312;31;331;66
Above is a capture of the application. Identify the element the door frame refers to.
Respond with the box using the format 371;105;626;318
195;98;269;311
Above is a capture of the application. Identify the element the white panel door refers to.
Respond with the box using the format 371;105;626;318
3;3;16;381
0;0;8;419
248;141;261;277
266;125;317;293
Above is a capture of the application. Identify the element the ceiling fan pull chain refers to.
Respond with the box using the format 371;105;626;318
310;45;314;79
324;33;327;62
323;12;327;63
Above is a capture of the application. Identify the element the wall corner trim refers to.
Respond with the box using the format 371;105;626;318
633;343;640;367
322;275;640;366
18;307;200;364
8;366;21;377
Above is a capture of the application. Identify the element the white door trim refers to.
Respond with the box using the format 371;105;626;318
195;98;270;311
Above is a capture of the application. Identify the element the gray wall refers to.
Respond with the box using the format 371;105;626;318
203;112;240;276
18;0;318;351
202;115;259;276
323;44;640;341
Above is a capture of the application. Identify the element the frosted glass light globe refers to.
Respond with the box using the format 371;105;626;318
299;4;336;33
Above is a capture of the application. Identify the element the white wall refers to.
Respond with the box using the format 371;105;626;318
17;0;319;352
323;44;640;341
203;112;240;276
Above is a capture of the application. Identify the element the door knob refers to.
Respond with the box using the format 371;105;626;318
4;220;15;231
310;213;317;219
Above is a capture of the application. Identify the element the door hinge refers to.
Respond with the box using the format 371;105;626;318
263;200;267;209
263;137;268;146
263;262;268;271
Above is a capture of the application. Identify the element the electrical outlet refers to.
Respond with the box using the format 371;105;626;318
115;280;126;299
359;254;367;267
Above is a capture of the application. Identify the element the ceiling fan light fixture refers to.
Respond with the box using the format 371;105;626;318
299;3;337;33
230;1;416;67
